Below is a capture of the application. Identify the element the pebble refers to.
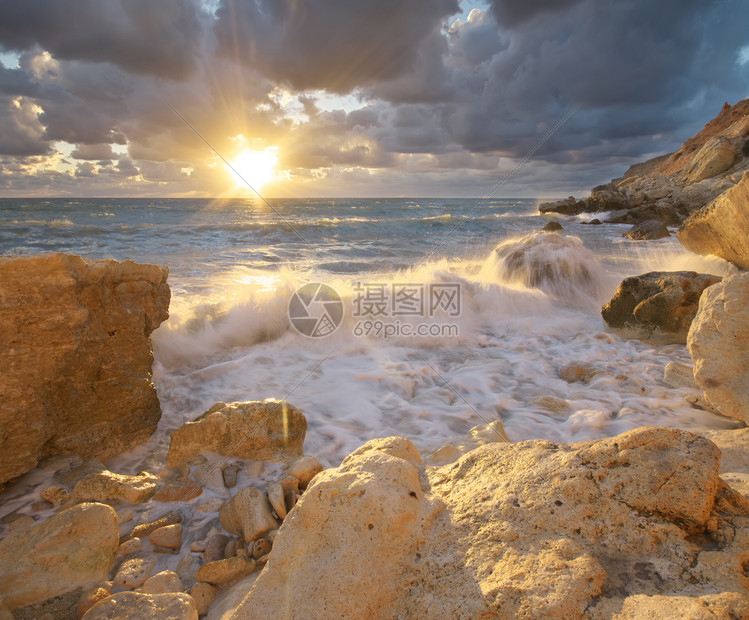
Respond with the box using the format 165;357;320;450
559;364;596;384
176;554;199;589
117;508;135;524
204;534;230;563
195;498;224;513
40;485;71;507
194;556;256;586
117;537;142;557
267;482;287;519
122;512;182;543
31;501;52;511
77;587;110;618
245;461;264;478
152;481;202;503
141;570;184;595
148;523;183;550
189;582;218;616
285;456;323;487
190;540;207;553
222;465;239;488
251;538;271;559
113;557;155;588
224;538;242;559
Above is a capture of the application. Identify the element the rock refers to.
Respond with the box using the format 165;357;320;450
81;592;197;620
623;219;670;240
141;571;184;595
531;395;572;416
585;183;629;212
588;218;602;225
176;554;200;590
190;541;206;553
678;170;749;269
165;400;306;469
251;538;271;560
663;362;699;390
224;538;242;559
219;488;278;544
194;557;256;587
538;196;579;215
112;557;155;588
688;273;749;423
195;498;224;512
232;429;741;618
0;254;169;484
39;485;71;507
149;524;183;550
8;515;35;532
77;587;110;619
117;537;142;558
72;470;158;504
222;465;239;488
285;455;324;488
601;271;722;342
153;481;202;502
122;512;182;544
559;364;595;383
687;136;736;183
189;582;217;616
204;534;230;563
53;460;106;489
267;483;287;519
0;503;118;611
541;221;563;232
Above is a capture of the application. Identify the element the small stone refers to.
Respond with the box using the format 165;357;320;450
195;499;223;513
194;557;256;587
31;501;51;511
77;587;110;619
149;523;183;550
266;529;278;544
245;461;264;478
219;488;278;543
559;364;596;383
267;482;287;519
122;512;182;543
141;570;184;595
541;221;563;232
251;538;271;559
113;557;155;588
8;515;34;532
204;534;230;563
72;470;159;504
176;554;200;590
531;395;572;416
190;540;206;553
40;485;71;507
189;463;225;492
663;361;699;390
153;481;202;503
117;508;135;524
224;538;242;559
222;465;239;488
235;548;249;561
117;537;142;557
255;554;270;566
286;456;323;488
189;582;218;616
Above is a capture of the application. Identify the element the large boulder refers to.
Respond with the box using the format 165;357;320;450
538;196;580;215
687;136;736;184
0;503;119;611
82;592;198;620
0;254;169;483
678;170;749;270
601;271;721;342
166;400;306;468
688;273;749;423
231;428;749;619
623;219;670;240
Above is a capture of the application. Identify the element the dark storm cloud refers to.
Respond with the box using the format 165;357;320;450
0;0;205;79
213;0;460;92
488;0;584;27
70;143;115;160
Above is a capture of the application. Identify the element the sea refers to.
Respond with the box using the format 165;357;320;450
0;196;742;473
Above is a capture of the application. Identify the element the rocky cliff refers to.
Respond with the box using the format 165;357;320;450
540;99;749;224
0;254;170;484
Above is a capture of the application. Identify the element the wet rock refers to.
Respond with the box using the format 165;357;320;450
141;570;184;595
267;482;287;519
251;538;272;559
688;273;749;423
40;485;71;507
538;196;579;215
117;537;142;558
678;170;749;269
194;557;256;587
195;498;224;512
122;512;182;543
588;218;602;225
0;254;169;484
148;523;183;550
113;557;155;588
602;271;722;343
559;364;595;383
541;221;563;232
233;429;735;618
623;219;670;240
0;503;118;611
222;464;240;488
153;481;202;503
188;582;217;616
176;554;200;590
72;470;158;504
190;540;206;553
285;455;325;488
77;587;110;619
53;461;106;489
663;362;698;390
81;592;197;620
166;400;306;468
219;488;278;543
531;395;572;416
204;534;230;563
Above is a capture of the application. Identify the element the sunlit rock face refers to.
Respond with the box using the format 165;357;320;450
0;253;169;483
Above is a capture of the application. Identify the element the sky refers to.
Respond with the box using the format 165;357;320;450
0;0;747;198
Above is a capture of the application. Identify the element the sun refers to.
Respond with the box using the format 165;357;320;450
228;146;279;194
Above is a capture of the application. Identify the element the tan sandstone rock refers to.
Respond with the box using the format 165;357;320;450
231;428;741;619
166;400;306;468
219;488;278;543
688;273;749;423
72;470;159;504
148;523;183;550
142;570;185;595
687;136;736;184
0;254;169;484
194;557;256;587
0;503;118;611
113;557;156;588
81;592;198;620
678;170;749;269
189;582;217;615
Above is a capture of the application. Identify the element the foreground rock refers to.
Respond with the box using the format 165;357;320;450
688;273;749;423
0;254;170;484
678;170;749;269
0;503;118;611
166;400;306;468
601;271;721;342
623;219;670;240
232;428;748;618
82;592;198;620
